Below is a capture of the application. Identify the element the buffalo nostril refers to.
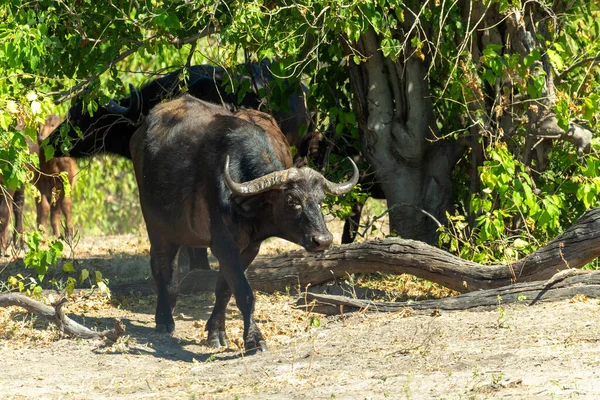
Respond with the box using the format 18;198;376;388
312;233;333;249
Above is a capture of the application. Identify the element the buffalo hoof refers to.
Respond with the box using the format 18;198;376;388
244;328;268;354
207;330;229;349
155;323;175;334
244;339;268;354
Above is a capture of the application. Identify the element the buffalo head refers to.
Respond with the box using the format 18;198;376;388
224;156;359;252
48;84;142;158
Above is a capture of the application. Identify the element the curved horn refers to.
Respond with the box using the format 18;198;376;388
106;100;128;114
321;157;359;195
224;155;293;196
105;84;141;121
126;83;141;117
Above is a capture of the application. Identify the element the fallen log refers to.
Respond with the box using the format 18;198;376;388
297;270;600;315
246;208;600;293
0;293;125;341
71;208;600;299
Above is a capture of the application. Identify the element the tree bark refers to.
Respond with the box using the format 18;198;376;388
345;10;461;244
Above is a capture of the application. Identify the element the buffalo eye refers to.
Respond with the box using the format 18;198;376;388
286;196;303;213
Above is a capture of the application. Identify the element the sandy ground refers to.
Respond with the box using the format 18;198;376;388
2;234;600;399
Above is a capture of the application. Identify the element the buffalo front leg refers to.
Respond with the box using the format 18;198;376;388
0;191;12;257
208;241;263;353
150;237;180;334
11;188;25;250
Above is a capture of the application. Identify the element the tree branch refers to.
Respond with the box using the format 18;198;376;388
49;26;219;105
49;44;144;105
556;55;600;83
167;26;217;48
298;270;600;314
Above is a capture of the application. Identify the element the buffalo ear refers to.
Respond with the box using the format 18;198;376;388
231;194;265;218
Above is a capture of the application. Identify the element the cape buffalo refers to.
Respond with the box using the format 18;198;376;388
45;62;311;270
129;94;358;352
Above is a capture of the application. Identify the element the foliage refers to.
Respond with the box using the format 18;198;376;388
4;229;107;297
436;2;600;264
70;156;143;235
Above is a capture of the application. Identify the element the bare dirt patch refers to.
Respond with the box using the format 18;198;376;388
2;233;600;399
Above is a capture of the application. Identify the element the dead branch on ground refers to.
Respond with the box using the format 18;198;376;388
0;293;124;342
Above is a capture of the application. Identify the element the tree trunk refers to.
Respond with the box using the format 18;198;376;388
343;2;594;244
346;15;463;244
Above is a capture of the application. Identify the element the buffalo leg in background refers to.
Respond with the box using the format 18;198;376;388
341;202;364;244
205;242;261;349
188;247;211;270
35;191;51;234
149;234;180;334
49;188;74;239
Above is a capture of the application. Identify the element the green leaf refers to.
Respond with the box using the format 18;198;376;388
66;277;76;295
523;49;541;67
63;262;75;273
546;49;564;70
44;145;54;162
80;268;89;283
309;316;321;328
32;285;43;299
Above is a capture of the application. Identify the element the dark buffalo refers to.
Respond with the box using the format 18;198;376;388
45;62;311;270
45;84;141;159
129;94;358;352
47;61;310;160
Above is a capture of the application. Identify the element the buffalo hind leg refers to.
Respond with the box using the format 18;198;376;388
50;202;62;238
189;247;211;270
150;237;180;333
59;194;74;239
0;190;12;256
206;273;232;349
207;241;262;353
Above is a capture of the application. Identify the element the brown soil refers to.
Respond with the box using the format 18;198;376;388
2;233;600;399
